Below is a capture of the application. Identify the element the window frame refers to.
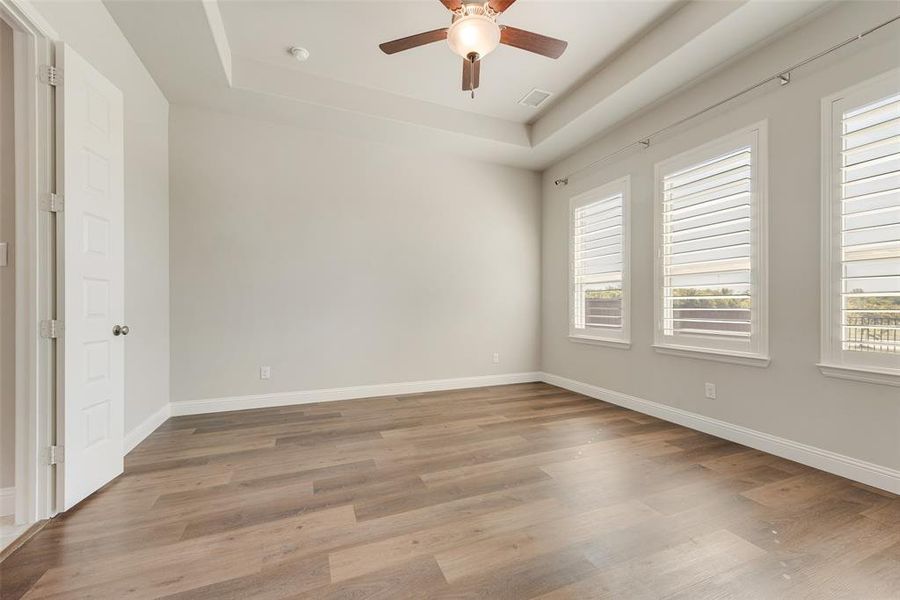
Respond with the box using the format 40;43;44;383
652;122;770;367
568;175;631;349
819;69;900;387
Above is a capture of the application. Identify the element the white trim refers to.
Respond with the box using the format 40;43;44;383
1;0;57;39
540;372;900;494
817;363;900;387
124;403;172;453
652;344;770;367
0;487;14;517
653;122;769;360
568;335;631;350
819;69;900;380
170;372;543;416
568;175;631;346
2;0;57;526
56;370;900;497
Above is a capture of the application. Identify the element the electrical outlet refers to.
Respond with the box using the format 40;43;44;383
704;382;716;399
492;352;500;364
260;366;271;380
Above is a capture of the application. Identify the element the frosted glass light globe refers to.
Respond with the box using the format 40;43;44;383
447;15;501;59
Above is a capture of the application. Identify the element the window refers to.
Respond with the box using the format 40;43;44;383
569;176;630;347
820;70;900;386
653;124;769;366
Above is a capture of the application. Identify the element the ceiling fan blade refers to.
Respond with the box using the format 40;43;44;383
462;58;481;91
379;28;449;55
439;0;463;11
488;0;517;13
500;26;568;59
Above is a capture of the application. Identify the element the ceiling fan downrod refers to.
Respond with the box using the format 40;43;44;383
377;0;568;96
467;52;479;99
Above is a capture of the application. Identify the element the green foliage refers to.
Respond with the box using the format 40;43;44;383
585;288;622;300
672;287;751;309
846;290;900;311
845;291;900;330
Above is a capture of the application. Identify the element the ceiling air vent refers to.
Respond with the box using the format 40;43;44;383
518;88;553;108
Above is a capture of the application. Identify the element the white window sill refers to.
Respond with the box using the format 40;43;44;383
817;363;900;387
652;344;770;367
569;335;631;350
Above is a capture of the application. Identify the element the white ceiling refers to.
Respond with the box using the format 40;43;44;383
217;0;680;124
103;0;831;169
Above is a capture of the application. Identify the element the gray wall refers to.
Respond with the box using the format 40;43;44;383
34;1;171;433
169;106;541;403
1;19;15;489
542;2;900;471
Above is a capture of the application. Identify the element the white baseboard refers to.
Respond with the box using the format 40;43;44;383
169;372;543;417
128;370;898;495
0;487;14;517
124;402;172;453
540;372;900;495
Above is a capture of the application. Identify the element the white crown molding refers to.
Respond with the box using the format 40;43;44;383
540;372;900;494
169;372;542;417
124;402;172;453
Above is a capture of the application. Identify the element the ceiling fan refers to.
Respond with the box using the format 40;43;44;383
378;0;568;98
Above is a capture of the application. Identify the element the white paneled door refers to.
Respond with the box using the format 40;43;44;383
56;43;125;511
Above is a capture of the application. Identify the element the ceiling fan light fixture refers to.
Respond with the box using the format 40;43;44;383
378;0;567;95
447;14;501;59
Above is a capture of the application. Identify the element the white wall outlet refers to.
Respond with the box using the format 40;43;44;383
259;366;271;380
492;352;500;364
704;382;716;399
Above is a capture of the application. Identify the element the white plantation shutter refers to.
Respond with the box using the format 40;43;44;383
840;92;900;355
662;146;752;337
570;178;630;344
655;125;768;360
823;72;900;380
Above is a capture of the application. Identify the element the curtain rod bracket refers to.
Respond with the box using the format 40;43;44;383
639;139;651;149
554;178;569;186
779;73;791;86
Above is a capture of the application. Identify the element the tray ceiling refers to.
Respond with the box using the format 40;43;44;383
104;0;830;169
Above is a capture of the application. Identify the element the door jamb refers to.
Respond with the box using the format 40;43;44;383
1;0;57;524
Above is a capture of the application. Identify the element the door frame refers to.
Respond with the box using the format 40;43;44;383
1;0;57;524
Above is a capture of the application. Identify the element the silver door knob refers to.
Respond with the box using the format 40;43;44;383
113;325;130;336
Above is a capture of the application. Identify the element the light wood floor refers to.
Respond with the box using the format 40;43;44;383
1;383;898;599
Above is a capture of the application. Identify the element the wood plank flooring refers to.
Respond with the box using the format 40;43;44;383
1;382;898;599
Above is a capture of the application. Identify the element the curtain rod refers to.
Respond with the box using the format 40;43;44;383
553;13;900;187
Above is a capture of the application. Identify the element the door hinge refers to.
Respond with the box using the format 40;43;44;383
40;65;61;87
48;445;65;465
40;193;64;213
40;319;63;339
